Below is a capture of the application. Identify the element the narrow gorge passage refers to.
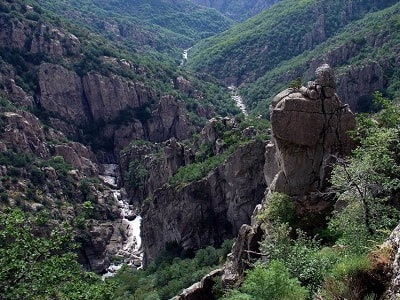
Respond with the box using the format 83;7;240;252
228;85;248;116
99;164;142;278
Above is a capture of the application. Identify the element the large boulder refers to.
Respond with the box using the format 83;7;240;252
222;64;356;286
266;64;355;196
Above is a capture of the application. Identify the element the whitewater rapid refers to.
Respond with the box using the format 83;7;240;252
100;164;142;278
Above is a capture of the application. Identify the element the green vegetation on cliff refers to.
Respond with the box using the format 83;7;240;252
168;117;270;187
109;240;233;300
0;209;114;300
187;0;400;115
222;93;400;299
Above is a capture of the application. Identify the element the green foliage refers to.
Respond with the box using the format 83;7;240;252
169;153;227;187
0;208;113;300
31;0;232;57
125;159;150;195
319;254;372;300
168;117;269;187
330;93;400;252
260;223;337;294
223;262;308;300
258;192;295;224
43;155;73;175
189;0;400;115
109;242;232;300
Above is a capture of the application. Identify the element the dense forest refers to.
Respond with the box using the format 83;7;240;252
1;0;400;299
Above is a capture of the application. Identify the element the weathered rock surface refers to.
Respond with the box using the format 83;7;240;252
141;139;267;265
0;109;133;273
266;64;355;196
172;268;223;300
0;11;201;154
222;65;356;285
382;223;400;299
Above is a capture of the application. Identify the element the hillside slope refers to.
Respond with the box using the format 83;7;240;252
31;0;233;60
190;0;281;21
187;0;400;113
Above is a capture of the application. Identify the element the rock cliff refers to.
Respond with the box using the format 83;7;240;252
141;138;267;265
0;108;131;273
0;7;216;155
266;64;355;196
222;64;356;285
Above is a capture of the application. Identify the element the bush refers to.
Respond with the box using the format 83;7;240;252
320;254;372;300
109;242;233;300
223;261;308;300
258;192;295;225
260;223;337;294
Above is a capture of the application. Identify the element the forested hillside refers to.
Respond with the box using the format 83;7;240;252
187;0;400;114
31;0;233;60
2;0;400;299
190;0;281;21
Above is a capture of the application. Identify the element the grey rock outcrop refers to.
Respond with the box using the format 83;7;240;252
266;64;355;196
0;109;129;273
382;224;400;299
37;62;196;151
120;138;194;203
222;65;356;285
141;139;267;265
172;268;223;300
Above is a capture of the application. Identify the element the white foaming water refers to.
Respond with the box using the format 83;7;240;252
228;85;248;116
100;164;142;279
180;47;192;66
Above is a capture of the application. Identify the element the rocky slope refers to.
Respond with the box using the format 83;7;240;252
123;117;269;265
0;0;236;155
0;99;127;273
32;0;233;57
142;138;267;265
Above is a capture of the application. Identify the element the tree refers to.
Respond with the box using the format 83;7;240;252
0;208;113;300
222;261;308;300
329;92;400;251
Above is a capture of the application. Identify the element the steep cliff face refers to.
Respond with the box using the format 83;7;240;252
0;107;131;273
265;64;355;196
141;138;267;265
37;62;195;150
120;138;194;203
0;3;224;155
222;65;356;285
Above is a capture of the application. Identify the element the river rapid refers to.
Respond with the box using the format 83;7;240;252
99;164;142;279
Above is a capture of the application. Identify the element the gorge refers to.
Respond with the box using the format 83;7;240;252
1;0;400;299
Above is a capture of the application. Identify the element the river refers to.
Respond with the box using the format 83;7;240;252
180;47;192;67
228;85;248;116
99;164;142;279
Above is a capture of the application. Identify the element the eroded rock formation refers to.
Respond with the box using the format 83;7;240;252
0;109;130;273
265;64;355;196
222;64;356;286
141;138;267;265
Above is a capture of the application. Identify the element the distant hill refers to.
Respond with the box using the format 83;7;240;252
31;0;233;60
190;0;281;21
187;0;400;115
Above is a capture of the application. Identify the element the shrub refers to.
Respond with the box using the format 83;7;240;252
258;192;295;225
223;261;308;300
320;254;372;300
